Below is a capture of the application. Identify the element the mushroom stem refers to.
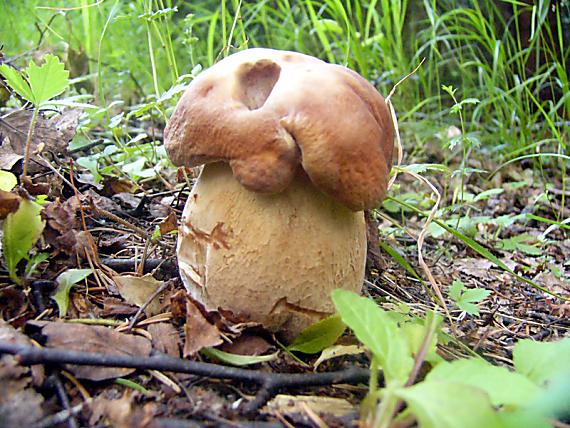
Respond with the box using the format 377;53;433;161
177;162;366;341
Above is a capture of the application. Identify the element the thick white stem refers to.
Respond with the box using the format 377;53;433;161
177;162;367;340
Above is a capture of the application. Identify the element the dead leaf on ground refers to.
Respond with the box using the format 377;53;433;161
101;296;139;317
148;323;181;357
89;393;156;428
453;258;495;281
183;297;223;357
43;196;82;255
0;109;81;173
0;190;20;219
220;333;272;356
113;274;165;317
263;394;356;419
0;320;45;427
158;210;177;235
27;320;151;381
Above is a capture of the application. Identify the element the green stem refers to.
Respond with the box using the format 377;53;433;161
22;107;39;178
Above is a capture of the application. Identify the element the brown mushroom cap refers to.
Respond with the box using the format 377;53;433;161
165;48;394;211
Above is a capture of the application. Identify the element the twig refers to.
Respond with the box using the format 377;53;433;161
30;401;90;428
48;373;79;428
100;257;178;274
126;279;172;331
0;341;369;412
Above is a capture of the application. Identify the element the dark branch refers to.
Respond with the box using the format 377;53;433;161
0;341;369;412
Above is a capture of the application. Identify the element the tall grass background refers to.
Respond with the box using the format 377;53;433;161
1;0;568;176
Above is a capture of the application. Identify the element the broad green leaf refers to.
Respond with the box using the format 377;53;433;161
400;311;443;365
427;359;539;407
0;171;17;191
332;290;413;384
397;381;502;428
26;54;69;105
287;315;346;354
2;199;45;281
0;64;34;102
201;347;278;366
52;269;93;317
513;338;570;385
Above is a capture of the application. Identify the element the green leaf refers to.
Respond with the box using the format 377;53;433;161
0;64;34;102
201;348;278;366
513;338;570;386
400;311;443;365
449;280;490;316
379;241;422;281
287;315;346;354
0;171;18;191
474;188;504;202
397;381;503;428
2;199;45;282
52;269;93;317
448;279;465;301
332;290;413;384
25;54;69;106
426;359;539;408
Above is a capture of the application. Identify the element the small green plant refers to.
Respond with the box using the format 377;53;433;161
332;289;570;428
2;198;46;284
0;54;70;176
448;279;491;316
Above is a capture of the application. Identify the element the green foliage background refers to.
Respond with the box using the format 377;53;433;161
1;0;568;160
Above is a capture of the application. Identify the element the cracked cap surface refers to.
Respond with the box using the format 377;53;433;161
164;48;394;211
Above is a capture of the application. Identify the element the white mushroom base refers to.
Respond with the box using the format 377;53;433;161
177;162;366;340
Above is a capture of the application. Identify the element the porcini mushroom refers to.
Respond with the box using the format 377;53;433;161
165;48;393;340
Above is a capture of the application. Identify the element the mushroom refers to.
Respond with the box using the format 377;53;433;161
165;48;393;341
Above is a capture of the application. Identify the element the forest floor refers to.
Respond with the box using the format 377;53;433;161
0;105;568;427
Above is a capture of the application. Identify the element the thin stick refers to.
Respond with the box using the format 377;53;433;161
0;342;369;412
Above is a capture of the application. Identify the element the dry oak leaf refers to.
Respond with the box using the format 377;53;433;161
28;320;151;381
113;274;165;317
183;296;223;357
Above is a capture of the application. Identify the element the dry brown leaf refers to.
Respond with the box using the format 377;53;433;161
0;320;45;426
0;190;20;219
263;394;356;419
158;210;178;235
0;109;81;173
183;297;223;356
220;333;272;356
113;274;165;317
148;323;181;357
89;394;154;428
453;258;495;281
28;321;151;381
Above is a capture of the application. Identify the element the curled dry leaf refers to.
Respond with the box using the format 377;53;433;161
158;210;178;235
183;296;223;357
113;274;165;317
0;189;20;219
27;320;151;381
